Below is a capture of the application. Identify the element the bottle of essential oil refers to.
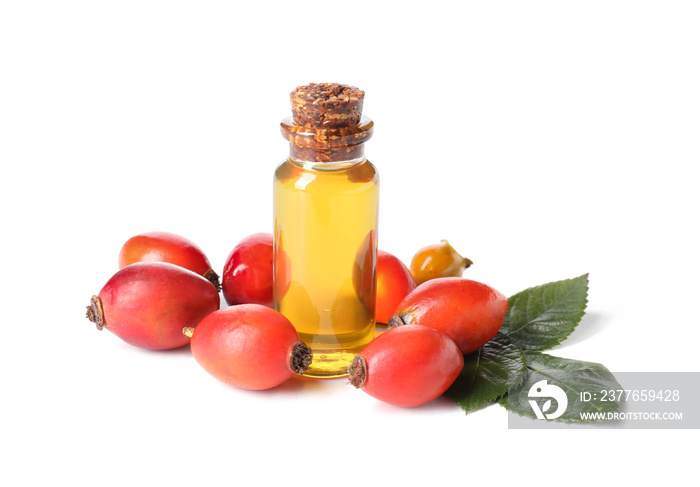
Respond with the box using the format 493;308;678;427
273;83;379;379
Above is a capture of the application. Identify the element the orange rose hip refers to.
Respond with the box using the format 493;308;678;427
409;240;472;285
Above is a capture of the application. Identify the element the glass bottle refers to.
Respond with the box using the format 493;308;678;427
273;83;379;379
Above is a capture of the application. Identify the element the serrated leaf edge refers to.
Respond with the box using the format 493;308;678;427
504;273;590;351
498;351;623;423
453;334;529;415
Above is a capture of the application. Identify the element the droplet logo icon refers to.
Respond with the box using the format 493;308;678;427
528;380;568;420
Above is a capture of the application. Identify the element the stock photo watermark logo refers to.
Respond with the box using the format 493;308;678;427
528;380;568;420
507;372;700;429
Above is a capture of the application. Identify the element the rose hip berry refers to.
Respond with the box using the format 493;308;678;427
389;277;508;354
375;250;416;324
86;262;221;350
186;304;312;390
409;240;473;285
222;233;273;307
348;325;464;407
118;231;221;291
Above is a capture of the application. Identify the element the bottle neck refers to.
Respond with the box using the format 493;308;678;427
288;154;367;172
281;116;374;165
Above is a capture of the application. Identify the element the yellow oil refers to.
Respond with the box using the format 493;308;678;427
273;158;379;378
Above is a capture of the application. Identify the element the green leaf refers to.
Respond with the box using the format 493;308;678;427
444;333;528;414
501;273;589;350
500;351;622;422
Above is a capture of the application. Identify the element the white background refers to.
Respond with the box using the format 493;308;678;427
2;1;698;485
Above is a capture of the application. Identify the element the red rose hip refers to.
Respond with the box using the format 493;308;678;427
118;231;221;290
348;325;464;407
187;304;312;390
375;250;416;324
221;233;273;307
86;262;221;350
389;277;508;354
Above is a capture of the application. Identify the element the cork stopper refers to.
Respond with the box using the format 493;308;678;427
290;83;365;129
283;82;372;163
